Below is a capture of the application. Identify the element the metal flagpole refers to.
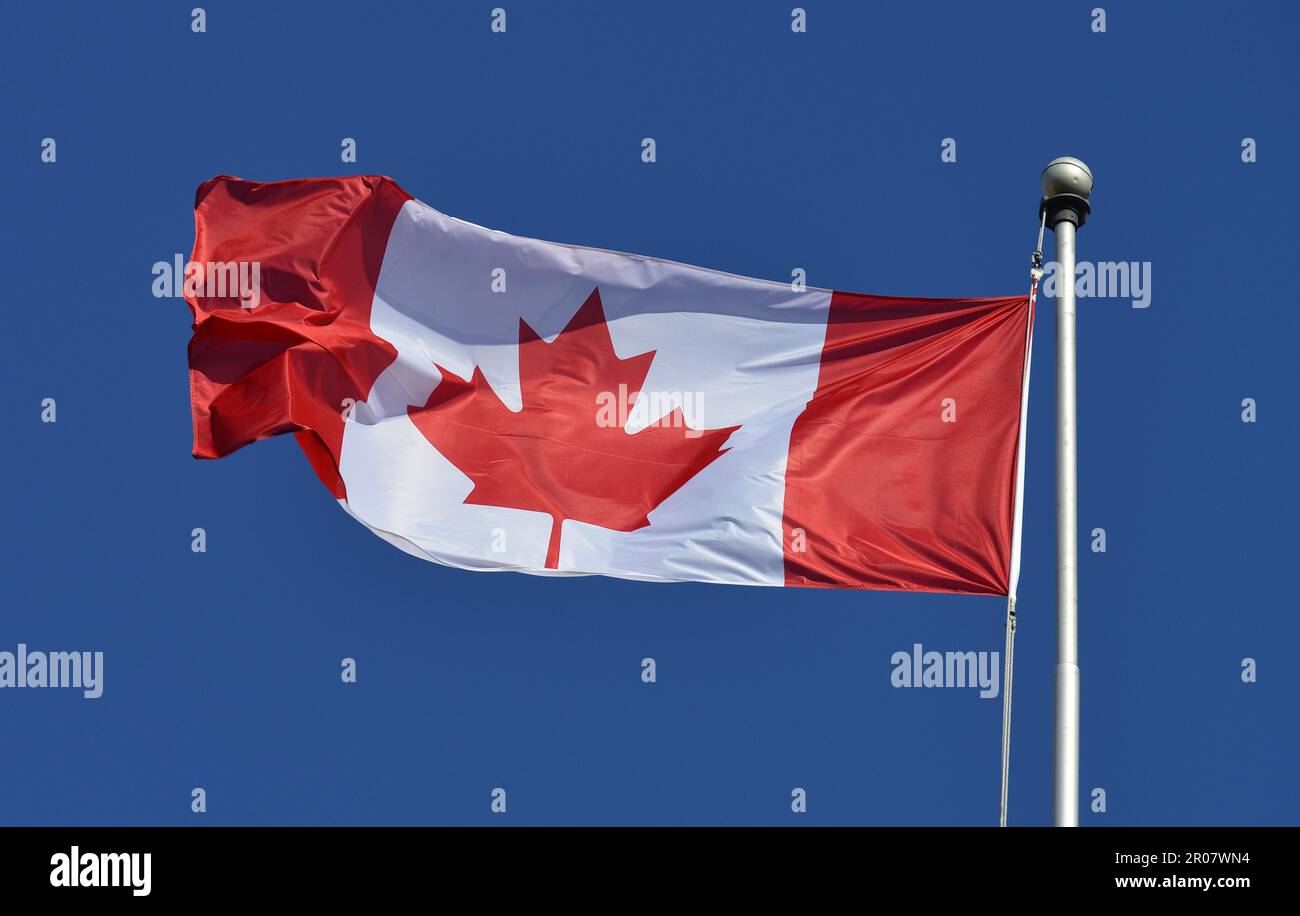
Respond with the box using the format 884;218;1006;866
1040;157;1093;827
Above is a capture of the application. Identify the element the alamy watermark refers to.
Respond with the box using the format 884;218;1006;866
0;643;103;698
596;384;706;437
891;643;999;698
50;846;150;896
152;253;261;309
1041;259;1152;309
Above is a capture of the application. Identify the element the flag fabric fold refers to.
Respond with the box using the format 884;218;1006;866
185;175;1032;594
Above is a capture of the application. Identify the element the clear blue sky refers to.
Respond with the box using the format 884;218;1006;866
1;0;1295;825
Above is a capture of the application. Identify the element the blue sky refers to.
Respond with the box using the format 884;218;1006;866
0;0;1295;825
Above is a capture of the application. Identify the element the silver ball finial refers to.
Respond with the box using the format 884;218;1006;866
1040;156;1093;228
1041;157;1093;200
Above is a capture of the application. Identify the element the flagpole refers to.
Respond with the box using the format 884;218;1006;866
1040;157;1092;828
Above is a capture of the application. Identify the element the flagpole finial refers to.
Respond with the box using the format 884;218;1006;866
1040;157;1093;228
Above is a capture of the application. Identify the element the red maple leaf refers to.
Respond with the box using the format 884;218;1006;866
408;288;740;569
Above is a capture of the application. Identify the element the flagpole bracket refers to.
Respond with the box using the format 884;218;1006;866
1040;193;1090;229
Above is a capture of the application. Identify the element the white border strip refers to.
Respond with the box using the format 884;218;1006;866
1006;283;1037;602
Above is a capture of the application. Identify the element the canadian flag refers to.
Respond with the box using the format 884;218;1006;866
186;176;1033;595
